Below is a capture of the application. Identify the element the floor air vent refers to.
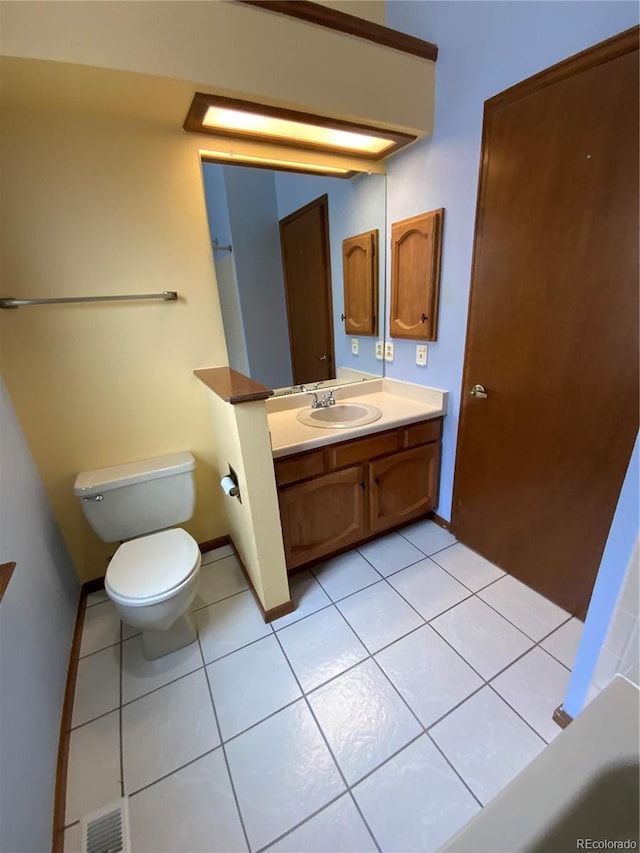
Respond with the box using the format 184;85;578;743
80;798;130;853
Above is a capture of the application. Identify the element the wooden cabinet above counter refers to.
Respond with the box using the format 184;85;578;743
275;417;443;570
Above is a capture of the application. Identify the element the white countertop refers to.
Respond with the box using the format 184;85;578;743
266;378;448;459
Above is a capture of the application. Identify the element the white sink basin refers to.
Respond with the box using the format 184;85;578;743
296;402;382;429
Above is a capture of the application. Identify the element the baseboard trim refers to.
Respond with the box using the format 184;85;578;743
231;540;295;623
552;703;573;729
199;535;231;554
428;511;450;530
52;582;94;852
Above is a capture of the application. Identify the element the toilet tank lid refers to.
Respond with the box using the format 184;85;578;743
73;451;195;496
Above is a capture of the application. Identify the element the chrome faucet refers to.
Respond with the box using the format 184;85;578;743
309;390;335;409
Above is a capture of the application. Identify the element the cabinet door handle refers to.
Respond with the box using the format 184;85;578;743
421;313;428;323
360;482;365;490
374;476;380;486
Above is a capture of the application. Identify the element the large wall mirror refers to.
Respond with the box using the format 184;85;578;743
201;162;386;393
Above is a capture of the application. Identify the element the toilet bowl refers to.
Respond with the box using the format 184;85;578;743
74;451;202;660
106;527;202;659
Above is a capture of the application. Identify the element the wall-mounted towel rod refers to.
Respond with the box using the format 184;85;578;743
0;291;178;309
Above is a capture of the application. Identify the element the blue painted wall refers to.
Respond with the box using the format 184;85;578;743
385;0;639;520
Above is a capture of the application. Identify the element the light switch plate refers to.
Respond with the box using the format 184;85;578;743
375;341;384;361
384;341;394;362
351;338;359;355
416;345;428;366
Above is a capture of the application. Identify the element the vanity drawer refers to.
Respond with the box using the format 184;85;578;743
327;430;398;470
274;449;326;486
401;418;442;449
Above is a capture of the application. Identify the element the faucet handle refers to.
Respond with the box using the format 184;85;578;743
327;390;335;405
308;391;319;408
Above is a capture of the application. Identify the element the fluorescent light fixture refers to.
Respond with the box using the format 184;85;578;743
199;148;352;177
184;93;415;162
202;106;393;155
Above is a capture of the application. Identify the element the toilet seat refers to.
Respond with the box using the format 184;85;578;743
105;528;200;607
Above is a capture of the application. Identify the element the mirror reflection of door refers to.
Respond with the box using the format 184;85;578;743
279;195;335;385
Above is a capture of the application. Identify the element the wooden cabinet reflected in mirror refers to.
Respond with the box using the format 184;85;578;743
342;228;379;337
200;162;386;392
390;208;444;342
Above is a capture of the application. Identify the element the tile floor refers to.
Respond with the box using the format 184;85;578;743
63;523;583;853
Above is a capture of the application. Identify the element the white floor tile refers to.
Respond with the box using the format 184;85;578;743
388;558;471;621
308;659;422;785
65;711;121;826
478;574;570;641
312;551;381;601
491;647;570;743
431;542;505;591
206;635;301;740
129;749;247;853
86;589;109;607
541;617;584;669
376;625;483;728
277;607;368;693
357;532;425;577
271;570;331;630
431;597;533;679
430;686;546;805
192;554;248;610
80;600;121;657
196;589;272;664
201;543;235;565
225;700;345;851
399;519;457;556
353;735;480;853
72;645;120;728
337;581;424;653
122;635;203;704
122;670;220;793
267;794;377;853
122;621;140;641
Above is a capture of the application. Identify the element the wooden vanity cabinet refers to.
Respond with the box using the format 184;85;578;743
278;465;366;570
369;443;440;535
274;417;442;570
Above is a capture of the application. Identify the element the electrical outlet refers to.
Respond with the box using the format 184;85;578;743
351;338;359;356
384;341;394;362
375;341;384;361
416;345;428;366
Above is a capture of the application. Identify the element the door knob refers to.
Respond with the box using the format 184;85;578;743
319;354;328;362
469;384;488;399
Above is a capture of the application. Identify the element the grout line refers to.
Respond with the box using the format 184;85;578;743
126;745;224;799
485;682;551;745
190;585;251;615
118;621;124;799
270;628;383;853
254;792;357;853
196;626;252;853
425;731;485;809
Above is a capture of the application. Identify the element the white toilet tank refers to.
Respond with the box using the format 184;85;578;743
74;451;196;543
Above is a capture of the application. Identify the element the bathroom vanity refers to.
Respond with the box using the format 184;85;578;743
267;379;447;571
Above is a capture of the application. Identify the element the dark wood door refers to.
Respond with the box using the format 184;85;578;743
278;465;366;569
279;195;335;385
452;30;639;618
369;444;440;535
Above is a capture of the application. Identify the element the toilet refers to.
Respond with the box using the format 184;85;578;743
73;451;202;660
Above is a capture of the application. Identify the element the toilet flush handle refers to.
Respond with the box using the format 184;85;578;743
82;494;104;501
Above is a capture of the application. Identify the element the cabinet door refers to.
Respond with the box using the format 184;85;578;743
278;465;366;569
390;209;443;341
342;229;378;336
369;444;441;534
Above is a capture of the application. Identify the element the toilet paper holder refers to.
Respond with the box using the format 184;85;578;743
220;466;240;501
